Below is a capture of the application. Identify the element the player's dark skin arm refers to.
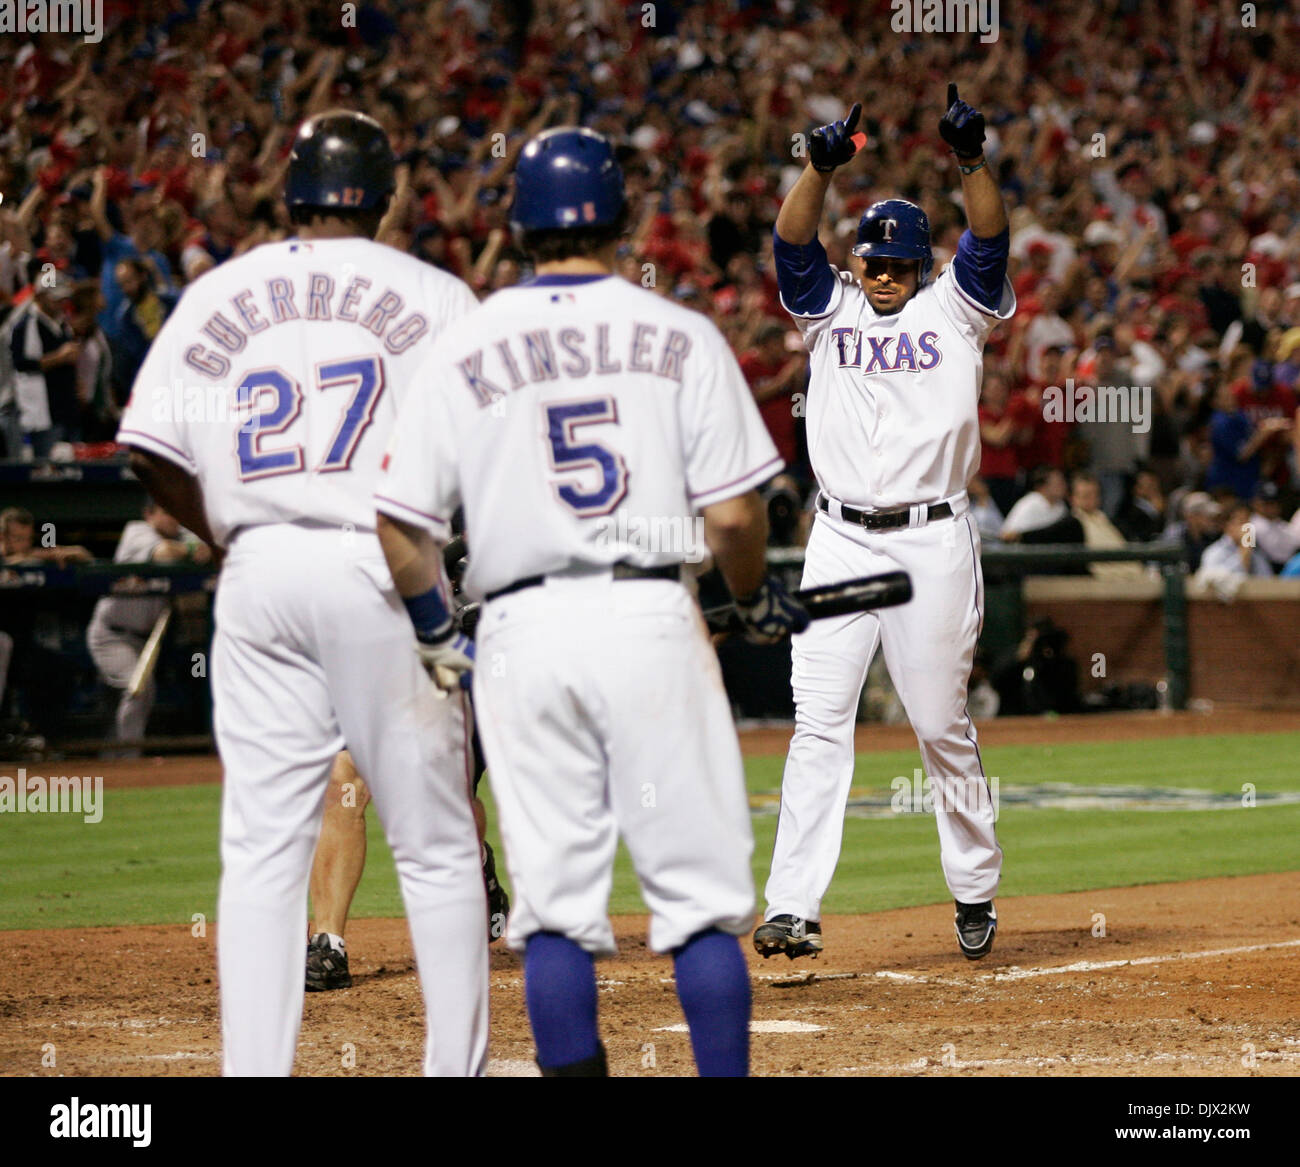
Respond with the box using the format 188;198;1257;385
376;512;443;596
703;491;770;600
774;166;835;246
126;449;221;557
956;153;1007;238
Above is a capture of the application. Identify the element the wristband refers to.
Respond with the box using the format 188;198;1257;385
957;157;987;175
403;585;453;643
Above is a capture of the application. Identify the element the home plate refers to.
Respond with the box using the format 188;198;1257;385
654;1020;825;1034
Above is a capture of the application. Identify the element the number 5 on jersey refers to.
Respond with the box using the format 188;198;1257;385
236;355;385;480
545;397;628;517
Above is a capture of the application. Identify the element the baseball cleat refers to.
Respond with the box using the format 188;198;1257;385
305;933;352;991
954;900;997;960
753;915;822;960
483;841;510;944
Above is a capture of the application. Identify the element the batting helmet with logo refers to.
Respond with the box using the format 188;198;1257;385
510;127;626;232
285;110;395;213
851;199;934;285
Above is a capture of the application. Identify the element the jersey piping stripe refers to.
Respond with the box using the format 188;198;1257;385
951;273;1012;320
118;428;198;475
374;493;451;535
689;454;784;508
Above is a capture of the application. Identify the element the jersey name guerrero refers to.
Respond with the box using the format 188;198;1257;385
117;237;479;544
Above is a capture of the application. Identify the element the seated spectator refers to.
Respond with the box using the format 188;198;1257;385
1196;502;1274;580
1248;483;1300;572
1001;466;1081;543
86;503;210;754
1071;472;1143;579
0;506;92;566
967;475;1004;542
1117;468;1168;542
1206;380;1290;502
1161;491;1222;572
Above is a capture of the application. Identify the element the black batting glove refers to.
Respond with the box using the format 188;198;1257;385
735;575;811;645
809;102;865;173
938;83;986;160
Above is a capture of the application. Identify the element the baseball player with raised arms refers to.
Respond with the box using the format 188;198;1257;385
754;87;1013;962
116;111;488;1075
374;126;809;1076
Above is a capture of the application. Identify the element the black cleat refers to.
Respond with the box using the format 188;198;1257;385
954;900;997;960
483;841;510;944
305;933;352;991
753;914;822;960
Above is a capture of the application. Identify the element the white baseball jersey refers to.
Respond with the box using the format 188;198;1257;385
116;236;490;1077
786;260;1015;509
377;273;781;597
118;237;479;544
764;229;1013;931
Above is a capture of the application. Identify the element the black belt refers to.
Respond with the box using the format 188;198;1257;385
818;494;952;531
486;562;683;603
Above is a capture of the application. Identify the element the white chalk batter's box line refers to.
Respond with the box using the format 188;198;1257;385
834;1050;1300;1074
753;937;1300;987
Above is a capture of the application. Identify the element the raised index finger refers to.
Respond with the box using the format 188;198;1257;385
947;82;959;109
844;102;862;132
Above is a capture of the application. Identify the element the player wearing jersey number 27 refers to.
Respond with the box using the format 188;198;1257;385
754;87;1013;964
374;126;808;1076
118;111;488;1075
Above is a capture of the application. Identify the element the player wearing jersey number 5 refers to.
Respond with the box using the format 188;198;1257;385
754;86;1013;963
375;126;807;1077
116;111;488;1075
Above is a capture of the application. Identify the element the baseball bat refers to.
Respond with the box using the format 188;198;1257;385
703;569;913;634
127;607;172;698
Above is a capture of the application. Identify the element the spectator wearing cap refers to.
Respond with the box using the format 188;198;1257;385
1197;502;1274;580
739;322;804;471
1248;483;1300;572
1207;379;1290;502
5;267;79;457
1162;491;1223;572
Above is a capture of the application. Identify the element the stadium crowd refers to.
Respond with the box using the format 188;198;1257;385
2;0;1300;587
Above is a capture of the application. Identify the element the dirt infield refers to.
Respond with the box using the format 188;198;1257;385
2;873;1297;1076
4;708;1298;1077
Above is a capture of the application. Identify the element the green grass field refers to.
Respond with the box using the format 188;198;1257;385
2;731;1298;931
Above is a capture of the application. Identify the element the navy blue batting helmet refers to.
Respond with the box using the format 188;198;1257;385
510;127;626;232
851;199;933;285
285;111;395;212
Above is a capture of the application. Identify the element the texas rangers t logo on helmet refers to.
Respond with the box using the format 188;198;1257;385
881;218;898;242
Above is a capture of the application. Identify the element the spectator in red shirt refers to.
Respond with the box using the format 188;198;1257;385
739;323;805;471
978;369;1030;516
